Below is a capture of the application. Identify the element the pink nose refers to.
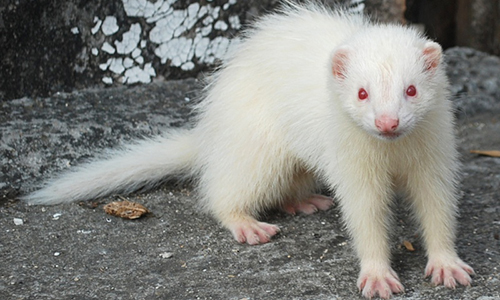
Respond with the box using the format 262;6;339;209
375;116;399;133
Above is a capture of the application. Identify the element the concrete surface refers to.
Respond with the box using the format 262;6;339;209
1;47;499;299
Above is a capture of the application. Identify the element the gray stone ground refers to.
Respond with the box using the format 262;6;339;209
1;48;499;300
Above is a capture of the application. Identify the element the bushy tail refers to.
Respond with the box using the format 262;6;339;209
22;129;198;205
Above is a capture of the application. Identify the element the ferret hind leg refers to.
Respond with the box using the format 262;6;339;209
283;194;335;215
197;144;297;245
200;181;282;245
282;169;334;215
200;178;282;245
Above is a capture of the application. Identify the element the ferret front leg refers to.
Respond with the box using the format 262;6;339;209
406;167;474;288
335;174;404;299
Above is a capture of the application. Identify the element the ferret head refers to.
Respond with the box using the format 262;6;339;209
328;25;447;141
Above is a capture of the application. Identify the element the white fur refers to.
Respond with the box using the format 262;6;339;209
23;2;473;298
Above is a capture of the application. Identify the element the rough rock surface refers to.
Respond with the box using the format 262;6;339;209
456;0;500;56
446;47;500;116
0;0;282;100
1;47;499;299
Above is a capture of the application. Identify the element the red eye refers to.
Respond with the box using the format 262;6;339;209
358;88;368;100
406;85;417;97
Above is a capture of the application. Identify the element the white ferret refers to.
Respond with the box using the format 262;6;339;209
24;2;474;299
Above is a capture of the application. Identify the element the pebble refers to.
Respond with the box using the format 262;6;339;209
159;252;174;259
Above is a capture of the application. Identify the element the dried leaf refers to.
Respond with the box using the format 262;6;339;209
470;150;500;157
103;200;149;219
403;240;415;252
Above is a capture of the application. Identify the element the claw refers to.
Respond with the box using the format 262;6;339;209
227;218;280;245
425;256;474;288
357;265;404;299
284;194;334;215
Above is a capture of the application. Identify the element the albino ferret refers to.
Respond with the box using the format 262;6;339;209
24;2;474;298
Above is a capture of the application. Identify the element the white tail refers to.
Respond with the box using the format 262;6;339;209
22;129;198;205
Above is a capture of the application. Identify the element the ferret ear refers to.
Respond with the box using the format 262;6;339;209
422;41;442;72
331;46;351;80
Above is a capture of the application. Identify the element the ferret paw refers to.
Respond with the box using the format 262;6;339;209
425;256;474;288
283;194;334;215
228;219;280;245
357;266;404;299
